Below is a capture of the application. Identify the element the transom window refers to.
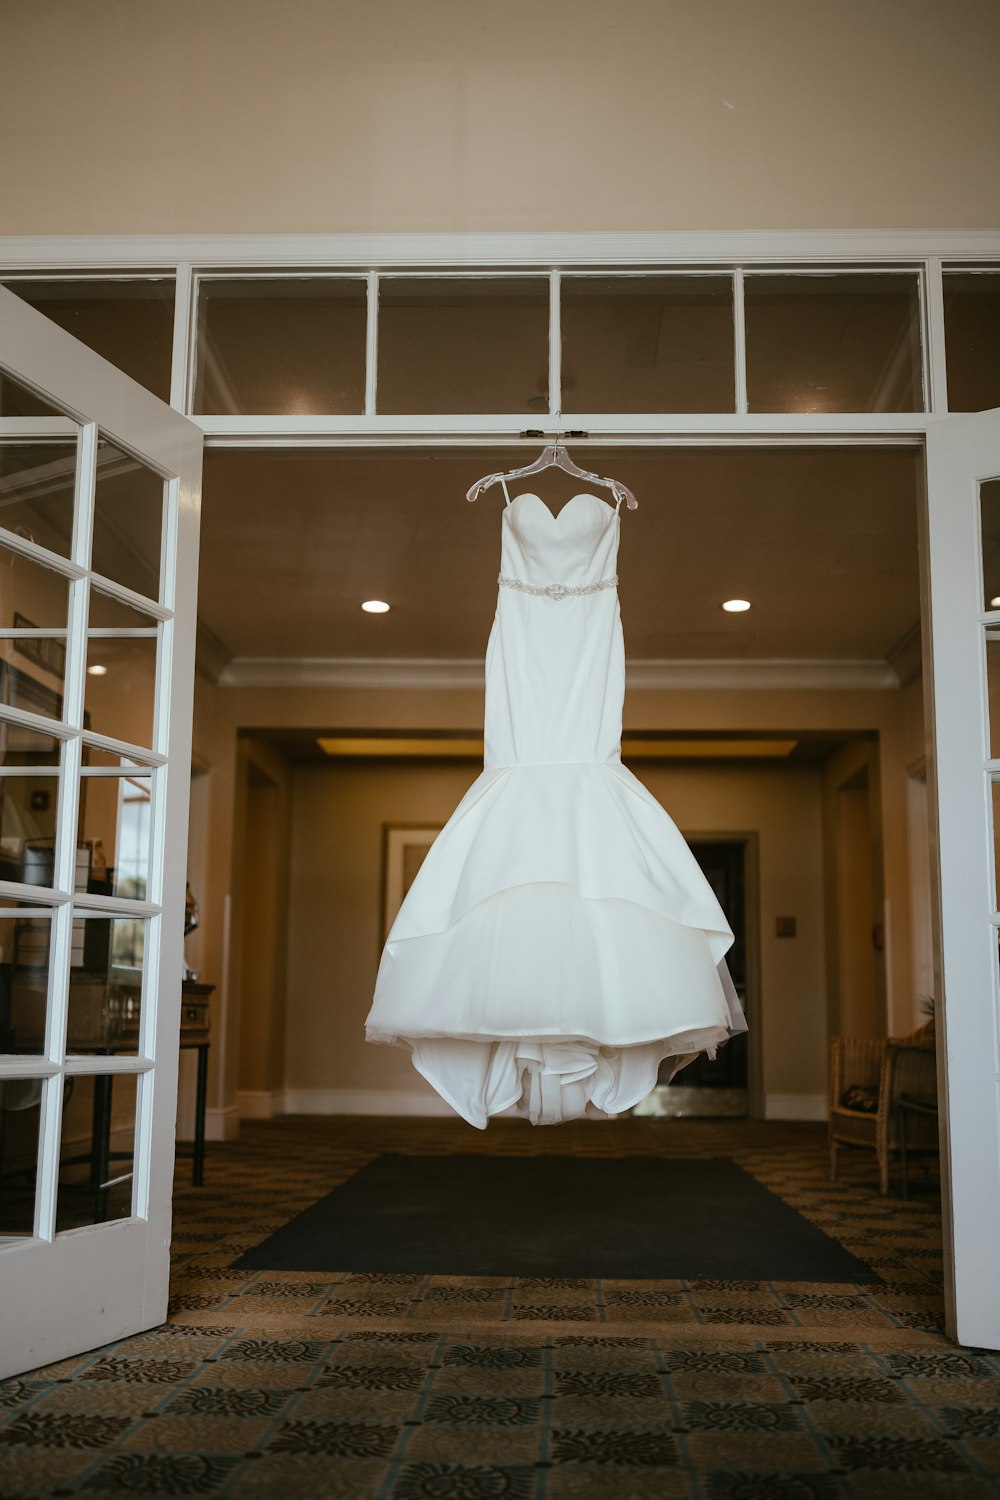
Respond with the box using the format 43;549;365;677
3;262;999;419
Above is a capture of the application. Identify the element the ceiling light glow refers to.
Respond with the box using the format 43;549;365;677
991;596;1000;608
87;663;108;676
721;598;752;613
361;600;390;614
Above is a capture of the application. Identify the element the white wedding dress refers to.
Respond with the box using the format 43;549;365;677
365;483;747;1128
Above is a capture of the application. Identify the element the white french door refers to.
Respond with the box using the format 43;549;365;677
0;285;202;1377
926;406;1000;1350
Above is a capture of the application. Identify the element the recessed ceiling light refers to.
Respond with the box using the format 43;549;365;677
361;600;390;614
87;663;108;675
721;598;751;613
991;596;1000;608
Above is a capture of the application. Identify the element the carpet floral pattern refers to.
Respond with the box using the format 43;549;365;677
2;1115;996;1499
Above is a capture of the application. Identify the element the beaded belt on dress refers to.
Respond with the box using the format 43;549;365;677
498;574;618;600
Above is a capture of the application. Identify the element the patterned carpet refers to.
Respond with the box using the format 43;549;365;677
3;1115;999;1499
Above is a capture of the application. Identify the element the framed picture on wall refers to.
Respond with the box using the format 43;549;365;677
381;823;443;943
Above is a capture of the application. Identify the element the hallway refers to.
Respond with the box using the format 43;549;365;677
2;1118;990;1498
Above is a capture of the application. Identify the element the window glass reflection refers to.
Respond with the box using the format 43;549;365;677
56;1071;138;1229
194;277;367;415
987;633;1000;761
745;273;923;412
561;275;735;412
79;771;151;902
0;442;77;559
66;915;147;1057
92;437;164;602
0;906;54;1057
981;480;1000;613
86;590;158;750
0;1073;44;1237
377;278;549;414
944;271;1000;413
0;543;69;629
0;775;60;888
0;373;74;421
3;278;175;402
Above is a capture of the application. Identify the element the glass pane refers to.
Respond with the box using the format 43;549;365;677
194;277;367;415
92;436;164;601
745;273;923;412
86;590;158;749
3;278;175;402
561;275;734;412
66;915;147;1055
944;271;1000;413
0;441;77;558
981;480;1000;612
0;371;74;421
0;542;70;629
57;1071;138;1229
0;647;65;720
993;782;1000;913
0;1074;44;1238
0;775;60;886
79;771;151;901
0;719;61;768
377;278;549;414
987;633;1000;759
5;906;55;1056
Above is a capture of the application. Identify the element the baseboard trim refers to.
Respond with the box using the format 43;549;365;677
280;1088;456;1117
204;1104;242;1141
764;1092;828;1122
237;1090;277;1120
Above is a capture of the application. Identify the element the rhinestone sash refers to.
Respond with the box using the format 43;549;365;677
498;574;618;601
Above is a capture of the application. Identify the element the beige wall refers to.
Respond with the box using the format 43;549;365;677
4;0;1000;235
285;759;482;1105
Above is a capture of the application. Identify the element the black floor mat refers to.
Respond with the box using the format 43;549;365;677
232;1154;881;1282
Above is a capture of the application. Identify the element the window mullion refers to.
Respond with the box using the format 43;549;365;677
549;269;561;420
365;271;378;417
734;267;748;415
924;256;949;415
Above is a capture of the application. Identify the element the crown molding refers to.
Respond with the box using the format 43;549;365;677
1;229;999;270
216;656;900;692
194;622;234;684
885;622;924;687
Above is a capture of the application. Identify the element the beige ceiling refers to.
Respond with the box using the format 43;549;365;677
199;445;922;667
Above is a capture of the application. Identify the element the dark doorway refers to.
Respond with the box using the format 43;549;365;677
653;839;750;1115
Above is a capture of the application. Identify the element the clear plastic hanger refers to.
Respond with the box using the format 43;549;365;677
466;428;638;510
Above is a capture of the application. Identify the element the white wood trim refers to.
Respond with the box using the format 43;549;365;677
170;262;194;415
548;269;561;418
204;1103;241;1141
217;655;900;692
195;412;931;440
237;1090;277;1120
925;406;1000;1349
1;230;999;268
733;267;748;415
364;270;378;418
763;1092;828;1121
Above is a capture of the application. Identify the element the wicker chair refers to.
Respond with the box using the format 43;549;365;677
828;1031;938;1195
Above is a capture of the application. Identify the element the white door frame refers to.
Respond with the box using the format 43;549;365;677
2;230;999;1351
0;285;203;1378
925;406;1000;1349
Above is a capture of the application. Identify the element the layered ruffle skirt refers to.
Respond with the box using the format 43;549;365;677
367;758;747;1129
